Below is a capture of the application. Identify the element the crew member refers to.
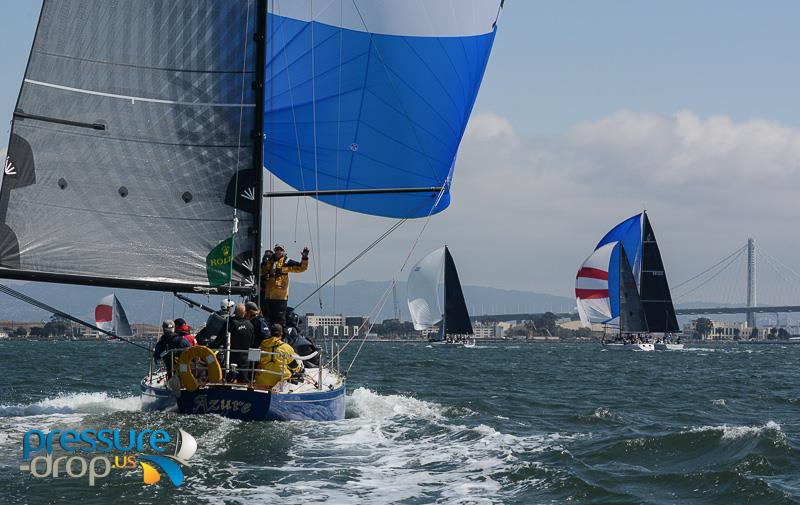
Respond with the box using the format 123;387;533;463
255;323;302;388
152;320;190;378
174;318;197;346
196;299;234;346
228;303;255;381
284;308;320;367
245;301;269;348
260;244;309;326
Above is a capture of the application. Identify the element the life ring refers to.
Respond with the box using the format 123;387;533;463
177;346;223;392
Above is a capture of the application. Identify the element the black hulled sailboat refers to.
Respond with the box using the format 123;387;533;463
575;211;680;351
408;246;474;344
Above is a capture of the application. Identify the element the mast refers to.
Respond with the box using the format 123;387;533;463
442;246;448;338
253;0;267;302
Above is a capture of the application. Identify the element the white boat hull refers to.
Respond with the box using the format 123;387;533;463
603;343;654;352
654;343;684;351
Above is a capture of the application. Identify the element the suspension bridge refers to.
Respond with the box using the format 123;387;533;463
474;238;800;325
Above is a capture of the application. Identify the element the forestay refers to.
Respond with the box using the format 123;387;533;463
1;0;261;293
264;0;503;218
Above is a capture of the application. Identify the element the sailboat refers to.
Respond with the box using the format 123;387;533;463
575;211;680;351
2;1;503;420
95;294;133;343
408;246;474;344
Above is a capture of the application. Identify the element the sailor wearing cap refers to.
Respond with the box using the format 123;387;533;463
196;298;235;346
260;243;309;326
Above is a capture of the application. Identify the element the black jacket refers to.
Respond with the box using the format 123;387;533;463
228;317;254;366
251;315;269;348
153;331;190;360
196;311;228;346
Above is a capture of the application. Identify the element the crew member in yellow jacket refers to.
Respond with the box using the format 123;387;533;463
260;244;309;325
255;323;302;388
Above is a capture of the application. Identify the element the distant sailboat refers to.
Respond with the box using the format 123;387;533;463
408;246;473;343
575;211;680;351
95;294;133;342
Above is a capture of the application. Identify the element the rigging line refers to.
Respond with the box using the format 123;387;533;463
340;191;446;365
268;1;276;250
0;283;149;351
671;244;747;290
333;0;344;315
273;5;321;300
328;276;396;370
225;0;254;326
674;248;745;301
294;218;408;310
345;280;395;373
311;0;324;310
399;187;448;273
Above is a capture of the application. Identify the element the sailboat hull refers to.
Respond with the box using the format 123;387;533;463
654;343;685;351
175;385;346;422
140;375;178;412
603;343;654;352
140;373;346;422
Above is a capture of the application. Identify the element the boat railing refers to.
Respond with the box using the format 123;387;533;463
157;347;330;390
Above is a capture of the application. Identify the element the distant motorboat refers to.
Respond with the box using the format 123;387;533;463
463;340;476;348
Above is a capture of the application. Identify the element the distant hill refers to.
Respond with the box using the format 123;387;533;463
0;280;575;327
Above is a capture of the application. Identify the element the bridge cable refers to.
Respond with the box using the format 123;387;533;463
672;244;746;291
673;247;746;301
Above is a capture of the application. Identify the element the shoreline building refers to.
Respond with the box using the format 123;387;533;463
305;314;369;339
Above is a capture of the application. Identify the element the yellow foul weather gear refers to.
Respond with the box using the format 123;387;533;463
255;336;301;388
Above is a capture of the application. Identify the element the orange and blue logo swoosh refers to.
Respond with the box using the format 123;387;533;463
138;428;196;487
138;455;186;487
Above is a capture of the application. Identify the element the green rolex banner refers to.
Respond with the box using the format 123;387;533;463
206;235;235;286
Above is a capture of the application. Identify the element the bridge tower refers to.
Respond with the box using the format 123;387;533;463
746;238;757;328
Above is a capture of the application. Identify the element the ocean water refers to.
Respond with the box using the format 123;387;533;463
1;341;799;504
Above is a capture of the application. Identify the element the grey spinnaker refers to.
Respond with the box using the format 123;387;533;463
1;0;261;293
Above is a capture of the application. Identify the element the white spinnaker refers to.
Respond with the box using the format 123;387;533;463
407;247;446;330
575;242;617;327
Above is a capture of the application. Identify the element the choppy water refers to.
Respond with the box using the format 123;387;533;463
1;341;799;504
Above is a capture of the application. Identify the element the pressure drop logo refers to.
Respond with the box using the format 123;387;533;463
19;427;197;487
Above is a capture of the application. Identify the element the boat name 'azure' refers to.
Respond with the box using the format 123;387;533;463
192;395;253;415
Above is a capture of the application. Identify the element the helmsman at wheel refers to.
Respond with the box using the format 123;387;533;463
260;243;309;326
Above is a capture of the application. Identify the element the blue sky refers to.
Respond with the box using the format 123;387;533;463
1;1;800;302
